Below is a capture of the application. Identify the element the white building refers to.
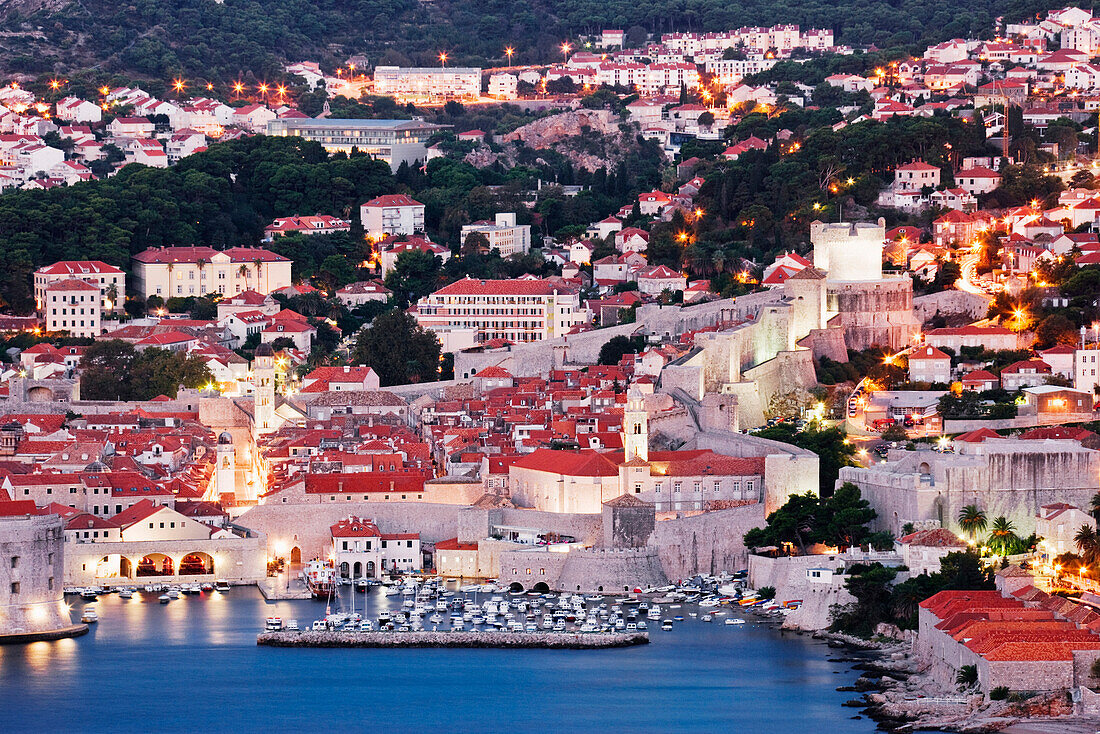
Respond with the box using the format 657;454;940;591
373;67;482;102
331;516;421;578
131;246;292;300
1036;503;1096;556
43;279;101;337
459;213;531;257
361;194;425;239
894;161;940;191
908;344;952;384
336;281;391;308
54;97;102;124
488;74;518;99
34;261;125;313
1076;345;1100;394
414;277;589;345
266;119;444;171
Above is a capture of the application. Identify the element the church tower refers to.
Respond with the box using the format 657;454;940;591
253;343;276;435
623;389;649;462
214;432;236;501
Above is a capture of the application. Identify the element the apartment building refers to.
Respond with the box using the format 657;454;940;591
360;194;425;239
34;261;125;314
43;280;102;337
373;67;482;102
131;246;292;299
459;213;531;257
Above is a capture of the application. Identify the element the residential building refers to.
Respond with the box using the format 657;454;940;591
459;213;532;257
894;161;940;190
131;246;292;299
265;119;445;170
488;74;518;100
34;261;124;314
1000;359;1053;390
1036;503;1095;556
1076;345;1100;394
336;281;391;308
43;280;101;337
331;516;421;577
895;528;967;575
373;67;482;101
908;345;951;384
955;166;1002;196
924;326;1017;352
360;194;425;239
263;215;351;241
413;277;589;345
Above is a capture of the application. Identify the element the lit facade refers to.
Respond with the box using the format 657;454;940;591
265;118;445;170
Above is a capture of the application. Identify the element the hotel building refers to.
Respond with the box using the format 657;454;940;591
265;118;446;170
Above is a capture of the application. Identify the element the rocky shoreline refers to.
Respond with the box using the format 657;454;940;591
257;630;649;649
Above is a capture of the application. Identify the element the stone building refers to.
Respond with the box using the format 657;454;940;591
0;504;80;641
838;439;1100;537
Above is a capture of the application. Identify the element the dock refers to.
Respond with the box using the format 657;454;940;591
257;630;649;649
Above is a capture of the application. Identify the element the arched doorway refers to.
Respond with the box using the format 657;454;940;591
179;552;214;575
27;386;53;402
366;561;375;578
120;556;132;578
339;562;350;578
290;546;302;564
353;562;362;577
531;582;550;593
137;553;174;576
508;581;524;592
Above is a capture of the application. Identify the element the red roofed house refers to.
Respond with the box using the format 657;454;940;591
360;194;425;238
908;345;951;384
1000;359;1052;390
435;537;480;577
263;214;351;241
132;246;292;299
961;369;998;392
34;261;125;314
637;190;671;216
301;365;380;392
635;265;686;295
615;227;650;253
925;325;1018;352
895;528;967;574
955;166;1001;196
331;515;421;577
894;161;941;191
42;279;102;337
1036;503;1096;555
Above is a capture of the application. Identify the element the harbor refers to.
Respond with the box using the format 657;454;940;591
258;629;649;648
0;584;882;733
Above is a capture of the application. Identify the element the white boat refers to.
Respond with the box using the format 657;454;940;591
725;618;745;625
265;617;283;631
80;588;98;600
286;620;299;631
118;589;133;599
166;590;180;599
80;608;98;623
702;614;713;622
214;580;231;592
158;594;170;604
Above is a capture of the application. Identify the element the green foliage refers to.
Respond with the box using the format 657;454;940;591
598;334;644;366
752;424;855;496
743;482;877;553
757;586;776;600
0;136;392;312
80;339;213;400
989;686;1009;700
350;310;440;386
956;664;978;691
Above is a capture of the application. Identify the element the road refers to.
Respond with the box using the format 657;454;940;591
955;252;985;295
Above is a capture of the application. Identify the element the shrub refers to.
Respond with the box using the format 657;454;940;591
989;686;1009;700
757;586;776;599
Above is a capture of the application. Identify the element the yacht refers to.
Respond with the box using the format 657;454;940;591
725;618;746;625
80;588;98;600
265;617;283;631
80;608;98;624
286;620;299;631
158;594;171;604
661;619;674;630
118;589;133;599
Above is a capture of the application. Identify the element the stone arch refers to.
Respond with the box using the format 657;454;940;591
366;561;376;578
290;546;302;564
137;553;174;576
353;561;362;577
918;461;931;474
119;556;132;578
339;561;350;578
508;581;525;593
180;552;214;575
531;582;550;593
26;386;53;402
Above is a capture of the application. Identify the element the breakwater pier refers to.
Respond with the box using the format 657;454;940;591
257;629;649;649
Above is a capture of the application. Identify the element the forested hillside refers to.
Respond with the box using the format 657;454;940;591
0;0;1054;80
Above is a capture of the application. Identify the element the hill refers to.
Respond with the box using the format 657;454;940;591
0;0;1051;81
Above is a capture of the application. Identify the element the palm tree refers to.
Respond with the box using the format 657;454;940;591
957;505;987;542
1076;524;1099;566
955;664;978;691
1090;492;1100;523
988;516;1017;557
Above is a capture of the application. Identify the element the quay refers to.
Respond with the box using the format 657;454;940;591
257;630;649;649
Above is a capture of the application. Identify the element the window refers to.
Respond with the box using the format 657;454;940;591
634;483;642;494
10;582;18;594
10;556;18;569
674;482;681;494
714;480;721;493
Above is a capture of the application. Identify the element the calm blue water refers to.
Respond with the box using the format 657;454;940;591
0;587;880;733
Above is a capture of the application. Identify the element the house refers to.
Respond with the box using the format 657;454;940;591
488;74;518;100
933;210;979;247
961;370;998;391
459;213;532;257
929;188;977;212
1065;63;1100;89
635;265;686;296
54;97;102;124
43;279;101;337
615;227;650;253
331;516;421;577
1020;384;1094;416
165;129;207;163
336;281;391;308
637;191;671;216
1036;503;1096;556
107;117;154;138
824;73;873;93
908;345;951;384
894;161;940;191
126;138;168;168
263;215;351;241
1000;359;1053;390
34;261;125;314
132;246;292;299
301;365;381;393
925;326;1018;352
360;194;425;238
955;166;1002;196
895;528;968;575
262;312;316;352
229;104;276;133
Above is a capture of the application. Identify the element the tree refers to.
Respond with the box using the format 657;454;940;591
79;339;213;400
830;563;898;636
598;334;642;366
1075;524;1099;566
384;249;441;307
318;255;356;292
744;492;820;555
957;505;987;542
753;424;855;496
880;424;907;443
987;516;1018;556
350;310;440;386
1034;313;1078;349
956;664;978;691
820;482;877;548
1090;492;1100;522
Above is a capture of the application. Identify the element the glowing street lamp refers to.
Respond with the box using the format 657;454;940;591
233;81;245;95
258;83;269;96
49;79;61;90
560;42;572;58
439;52;448;67
173;78;186;94
505;47;514;63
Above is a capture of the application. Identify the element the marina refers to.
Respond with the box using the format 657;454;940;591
0;583;882;733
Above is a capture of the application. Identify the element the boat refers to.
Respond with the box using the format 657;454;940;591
166;589;180;599
158;594;171;604
286;620;299;631
265;617;283;631
660;620;674;630
201;583;214;592
355;579;368;592
725;618;745;625
301;560;336;599
80;588;98;600
214;580;231;592
119;589;133;599
701;614;713;622
80;608;98;623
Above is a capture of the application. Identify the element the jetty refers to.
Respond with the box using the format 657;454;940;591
258;630;649;649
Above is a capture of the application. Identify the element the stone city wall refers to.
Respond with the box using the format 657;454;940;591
0;514;71;636
653;504;766;580
747;553;856;631
912;290;991;325
65;534;267;586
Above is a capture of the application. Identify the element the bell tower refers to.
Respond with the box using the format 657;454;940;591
253;343;276;435
623;389;648;462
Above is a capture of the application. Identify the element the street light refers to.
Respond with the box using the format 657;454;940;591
505;47;514;63
439;52;448;67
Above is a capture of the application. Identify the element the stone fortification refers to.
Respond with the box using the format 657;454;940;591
653;504;766;580
0;513;79;640
259;629;649;648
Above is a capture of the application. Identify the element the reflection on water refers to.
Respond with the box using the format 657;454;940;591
0;587;883;733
